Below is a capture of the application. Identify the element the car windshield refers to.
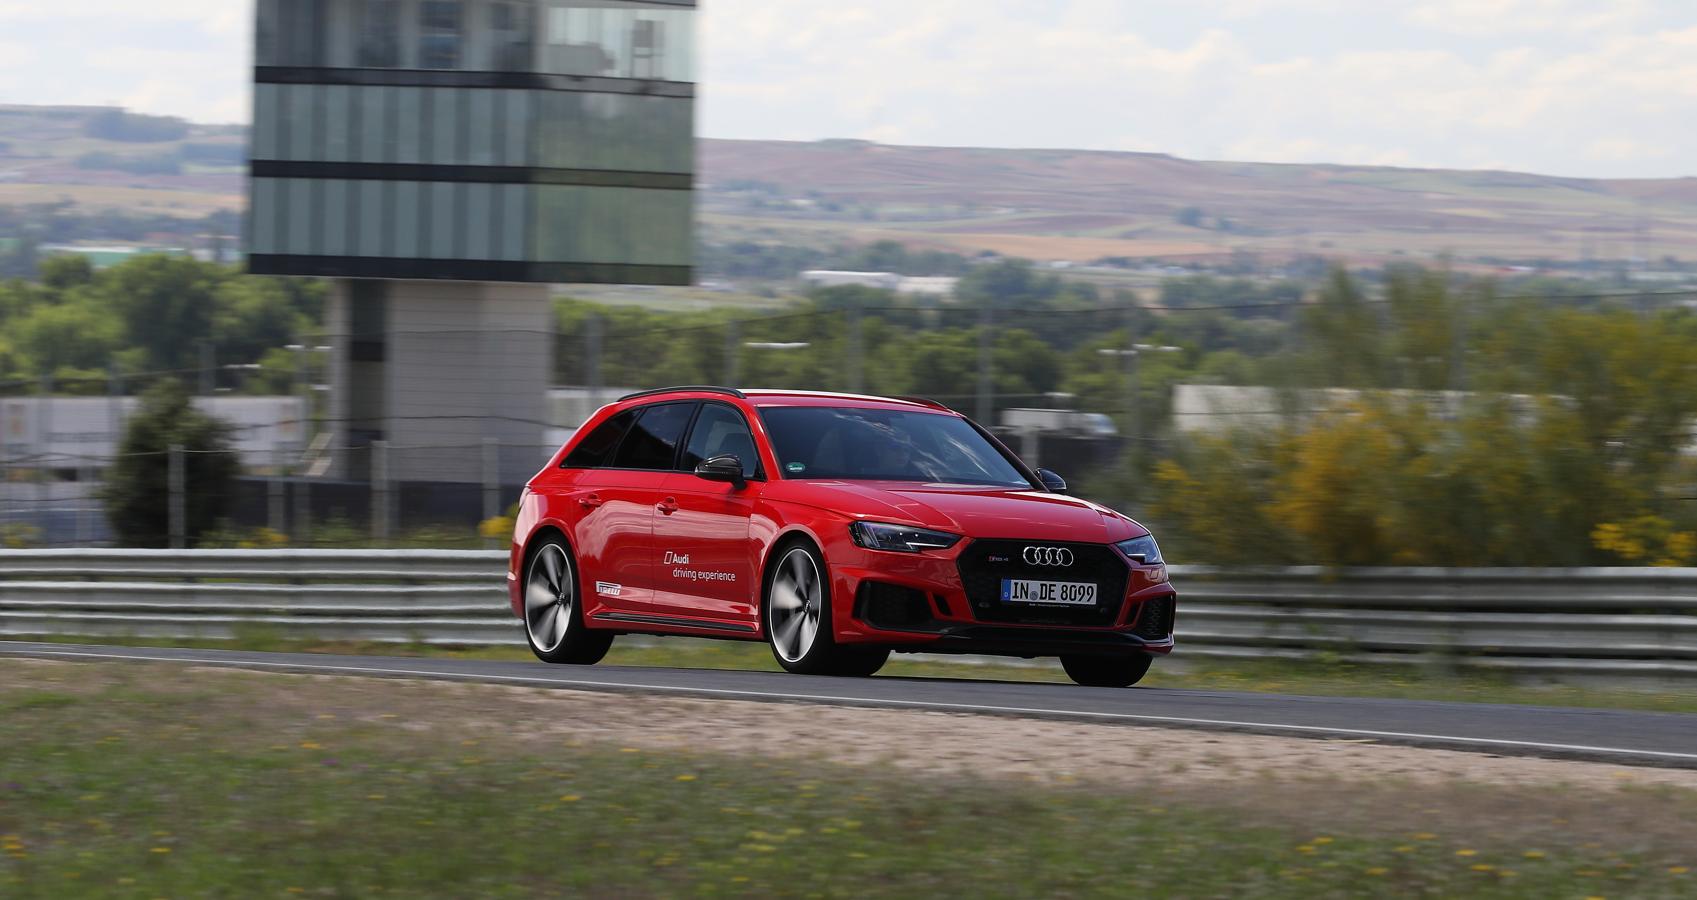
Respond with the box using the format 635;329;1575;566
759;406;1033;488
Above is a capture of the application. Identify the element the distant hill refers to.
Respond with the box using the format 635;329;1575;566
3;103;1694;266
698;139;1697;267
0;104;246;220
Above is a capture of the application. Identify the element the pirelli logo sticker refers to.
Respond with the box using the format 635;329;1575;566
595;582;623;597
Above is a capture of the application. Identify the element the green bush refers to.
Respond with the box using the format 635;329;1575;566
101;379;238;548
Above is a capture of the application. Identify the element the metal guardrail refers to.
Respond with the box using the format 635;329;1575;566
0;550;515;645
2;551;1695;678
1176;566;1697;678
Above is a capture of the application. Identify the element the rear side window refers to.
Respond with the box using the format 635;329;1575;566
562;410;637;468
610;402;697;470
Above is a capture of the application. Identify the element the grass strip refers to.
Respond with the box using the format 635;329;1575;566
2;672;1692;898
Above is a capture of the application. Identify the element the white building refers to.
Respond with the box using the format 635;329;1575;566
0;396;306;472
895;276;959;298
801;270;959;298
1172;384;1564;436
801;270;902;290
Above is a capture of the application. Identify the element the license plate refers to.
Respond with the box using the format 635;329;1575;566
1000;579;1098;606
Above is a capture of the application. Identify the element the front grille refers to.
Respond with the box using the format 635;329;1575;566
1132;596;1175;640
956;540;1129;627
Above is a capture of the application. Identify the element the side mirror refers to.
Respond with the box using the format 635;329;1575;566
1036;468;1067;494
694;455;746;487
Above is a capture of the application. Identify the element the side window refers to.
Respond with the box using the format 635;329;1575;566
562;409;637;468
682;403;760;479
609;402;696;471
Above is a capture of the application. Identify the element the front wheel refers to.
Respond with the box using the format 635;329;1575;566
765;542;888;677
523;536;614;665
1061;652;1153;688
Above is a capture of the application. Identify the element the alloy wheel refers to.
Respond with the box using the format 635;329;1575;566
525;543;573;653
769;547;822;663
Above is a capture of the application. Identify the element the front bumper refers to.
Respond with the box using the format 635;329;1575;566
901;622;1174;658
829;539;1177;658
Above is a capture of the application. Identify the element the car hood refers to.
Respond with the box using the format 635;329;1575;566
789;481;1147;543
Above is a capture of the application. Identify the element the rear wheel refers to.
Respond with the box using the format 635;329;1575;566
523;536;614;665
765;542;888;677
1060;652;1153;688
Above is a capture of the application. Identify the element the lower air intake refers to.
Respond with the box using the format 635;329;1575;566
1133;596;1176;640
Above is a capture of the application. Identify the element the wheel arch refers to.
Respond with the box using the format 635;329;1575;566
515;524;574;612
524;521;571;560
757;529;824;636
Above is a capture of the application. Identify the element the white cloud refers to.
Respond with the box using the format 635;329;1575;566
701;0;1697;177
3;0;1696;178
1402;0;1655;37
1585;137;1674;162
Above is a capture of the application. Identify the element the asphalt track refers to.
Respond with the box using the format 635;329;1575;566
4;641;1695;769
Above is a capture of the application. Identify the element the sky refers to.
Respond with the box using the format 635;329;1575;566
4;0;1696;178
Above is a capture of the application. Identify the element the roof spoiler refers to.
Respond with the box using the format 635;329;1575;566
618;386;747;402
895;396;953;411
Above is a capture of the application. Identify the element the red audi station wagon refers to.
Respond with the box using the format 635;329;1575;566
508;387;1176;687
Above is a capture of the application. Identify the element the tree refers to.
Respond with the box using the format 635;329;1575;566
102;255;220;373
102;379;238;548
14;296;121;374
957;259;1055;309
213;277;312;364
38;254;93;290
1301;267;1387;388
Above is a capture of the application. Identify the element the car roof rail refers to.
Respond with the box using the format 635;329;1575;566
894;395;953;411
618;385;747;402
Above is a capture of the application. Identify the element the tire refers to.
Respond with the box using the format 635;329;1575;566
764;540;889;677
522;535;614;665
1060;652;1153;688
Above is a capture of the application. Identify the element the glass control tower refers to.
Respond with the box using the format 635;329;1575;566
247;1;696;481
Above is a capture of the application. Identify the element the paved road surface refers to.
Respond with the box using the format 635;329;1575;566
4;641;1694;769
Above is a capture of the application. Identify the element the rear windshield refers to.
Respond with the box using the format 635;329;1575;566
759;406;1031;488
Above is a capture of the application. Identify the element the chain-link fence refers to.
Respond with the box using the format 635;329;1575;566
15;281;1693;550
0;440;558;551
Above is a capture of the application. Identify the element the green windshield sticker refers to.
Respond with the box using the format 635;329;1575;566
785;462;806;474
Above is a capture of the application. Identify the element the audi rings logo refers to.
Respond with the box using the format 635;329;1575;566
1023;546;1074;567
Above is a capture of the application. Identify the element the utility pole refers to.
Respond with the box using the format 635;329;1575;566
199;341;215;395
1121;301;1138;462
107;361;123;458
1450;289;1469;394
976;301;993;424
846;303;864;394
1099;344;1182;467
268;450;286;536
1126;349;1140;460
370;439;391;544
482;436;500;549
286;339;311;544
585;313;604;406
168;443;186;550
724;318;741;387
292;341;308;463
36;374;49;534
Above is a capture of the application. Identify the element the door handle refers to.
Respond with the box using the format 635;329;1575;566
656;497;679;515
579;493;603;509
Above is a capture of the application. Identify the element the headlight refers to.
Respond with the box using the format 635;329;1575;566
1115;535;1163;564
850;521;962;553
